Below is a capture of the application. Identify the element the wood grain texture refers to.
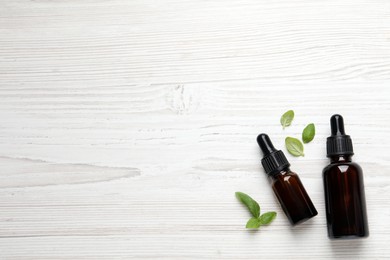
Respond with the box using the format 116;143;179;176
1;0;390;259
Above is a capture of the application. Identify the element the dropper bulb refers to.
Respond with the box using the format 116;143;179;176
257;133;277;155
327;114;354;157
330;114;346;136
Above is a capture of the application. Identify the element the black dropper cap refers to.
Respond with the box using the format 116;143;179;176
326;114;354;157
257;133;290;176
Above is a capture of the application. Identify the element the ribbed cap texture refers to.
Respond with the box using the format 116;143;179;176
261;150;290;176
326;136;354;157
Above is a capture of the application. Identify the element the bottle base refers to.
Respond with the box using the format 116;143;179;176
290;211;318;226
328;233;369;240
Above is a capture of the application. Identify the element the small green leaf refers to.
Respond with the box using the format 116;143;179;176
285;137;304;157
302;123;315;144
246;217;262;228
280;110;294;129
259;212;277;225
235;192;260;218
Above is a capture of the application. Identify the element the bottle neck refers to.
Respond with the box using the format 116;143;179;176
329;155;352;163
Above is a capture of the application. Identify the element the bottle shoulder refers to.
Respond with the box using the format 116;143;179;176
270;170;298;182
323;161;362;175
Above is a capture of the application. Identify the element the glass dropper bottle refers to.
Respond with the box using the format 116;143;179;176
323;114;369;238
257;133;318;225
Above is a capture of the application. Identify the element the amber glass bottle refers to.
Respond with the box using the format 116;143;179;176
257;134;318;225
323;114;369;239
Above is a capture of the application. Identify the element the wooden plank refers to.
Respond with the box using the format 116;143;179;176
1;0;390;259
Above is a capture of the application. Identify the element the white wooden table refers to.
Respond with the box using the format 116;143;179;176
1;0;390;259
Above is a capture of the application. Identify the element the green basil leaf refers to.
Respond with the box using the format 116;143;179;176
246;217;262;229
235;192;260;218
285;137;304;157
302;123;315;143
280;110;294;129
259;212;277;225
